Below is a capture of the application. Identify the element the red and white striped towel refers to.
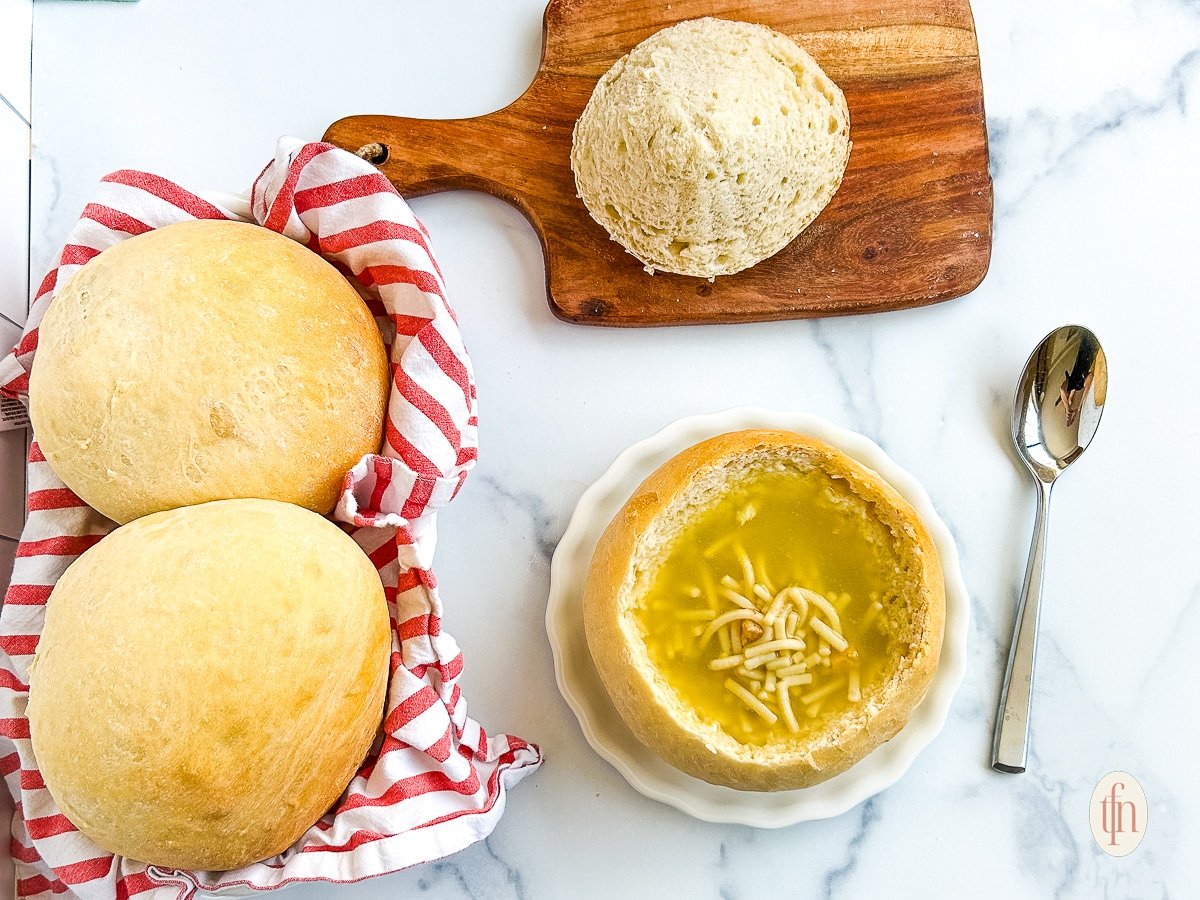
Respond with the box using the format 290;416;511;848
0;137;542;899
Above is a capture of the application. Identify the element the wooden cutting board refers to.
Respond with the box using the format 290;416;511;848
323;0;992;326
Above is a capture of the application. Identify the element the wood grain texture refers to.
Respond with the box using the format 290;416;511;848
323;0;992;327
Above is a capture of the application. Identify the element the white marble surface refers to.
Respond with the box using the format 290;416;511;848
16;0;1200;896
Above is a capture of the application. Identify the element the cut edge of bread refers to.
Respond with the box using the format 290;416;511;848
571;18;852;279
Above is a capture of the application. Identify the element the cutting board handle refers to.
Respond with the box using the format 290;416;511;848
323;106;549;222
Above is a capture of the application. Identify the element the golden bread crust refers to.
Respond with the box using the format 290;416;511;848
27;498;391;870
29;220;389;524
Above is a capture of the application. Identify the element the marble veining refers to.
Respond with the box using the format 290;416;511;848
819;799;880;900
412;836;527;900
17;0;1200;896
809;321;883;441
989;46;1200;216
471;473;563;563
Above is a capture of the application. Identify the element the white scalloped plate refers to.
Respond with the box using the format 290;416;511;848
546;408;969;827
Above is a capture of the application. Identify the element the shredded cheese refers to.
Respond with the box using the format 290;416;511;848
777;674;814;691
708;654;744;671
744;638;806;658
762;591;788;627
699;609;764;647
724;678;778;724
801;588;841;631
742;651;778;670
810;617;849;652
787;586;810;622
779;683;800;733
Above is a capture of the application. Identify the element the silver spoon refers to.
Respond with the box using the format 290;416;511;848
992;324;1108;774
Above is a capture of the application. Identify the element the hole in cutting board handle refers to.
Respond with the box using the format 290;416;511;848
355;142;390;165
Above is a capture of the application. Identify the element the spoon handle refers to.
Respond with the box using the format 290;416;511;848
992;478;1053;773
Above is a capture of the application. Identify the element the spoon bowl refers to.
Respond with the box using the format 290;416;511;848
992;325;1107;773
1013;325;1108;482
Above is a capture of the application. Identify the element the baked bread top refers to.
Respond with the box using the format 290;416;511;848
27;498;391;870
29;219;389;524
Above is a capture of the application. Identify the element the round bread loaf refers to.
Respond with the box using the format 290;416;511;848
585;430;943;791
29;219;389;524
26;499;391;871
571;18;851;278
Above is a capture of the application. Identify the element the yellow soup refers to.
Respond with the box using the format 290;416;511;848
636;466;897;745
